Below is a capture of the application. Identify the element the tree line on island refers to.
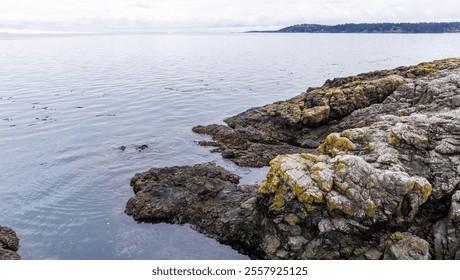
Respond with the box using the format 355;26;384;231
251;22;460;33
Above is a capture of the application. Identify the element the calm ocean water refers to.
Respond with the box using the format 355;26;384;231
1;33;460;259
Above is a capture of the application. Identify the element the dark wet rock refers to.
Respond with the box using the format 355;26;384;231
127;58;460;259
117;144;148;152
125;162;264;258
0;226;20;260
135;144;148;151
193;124;310;167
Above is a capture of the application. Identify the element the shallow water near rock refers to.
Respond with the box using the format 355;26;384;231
1;32;460;259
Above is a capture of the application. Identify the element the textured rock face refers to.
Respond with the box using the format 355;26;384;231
255;59;460;259
194;58;460;167
429;191;460;259
0;226;20;260
125;163;263;258
257;153;433;259
127;58;460;259
383;232;431;260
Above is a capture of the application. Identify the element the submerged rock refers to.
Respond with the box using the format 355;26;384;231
127;58;460;259
135;144;149;152
0;226;20;260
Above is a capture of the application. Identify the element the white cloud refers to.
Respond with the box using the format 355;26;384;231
0;0;459;32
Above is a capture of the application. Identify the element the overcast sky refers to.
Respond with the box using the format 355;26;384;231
1;0;459;32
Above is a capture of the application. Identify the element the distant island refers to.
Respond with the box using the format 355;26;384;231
250;22;460;33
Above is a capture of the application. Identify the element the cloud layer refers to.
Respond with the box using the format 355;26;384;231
1;0;459;32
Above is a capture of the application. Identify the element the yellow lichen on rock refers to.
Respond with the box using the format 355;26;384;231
317;133;355;157
326;195;354;216
419;183;432;203
290;104;303;123
259;154;329;212
403;58;460;78
300;153;319;163
364;201;377;217
387;136;400;145
340;129;366;143
311;163;334;192
301;105;330;125
269;184;287;211
284;213;299;225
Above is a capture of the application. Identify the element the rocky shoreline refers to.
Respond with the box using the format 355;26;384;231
0;226;20;260
126;58;460;259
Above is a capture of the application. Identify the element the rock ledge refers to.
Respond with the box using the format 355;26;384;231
126;58;460;259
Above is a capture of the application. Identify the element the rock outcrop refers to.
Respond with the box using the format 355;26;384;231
127;58;460;259
193;58;460;167
0;226;20;260
125;163;263;258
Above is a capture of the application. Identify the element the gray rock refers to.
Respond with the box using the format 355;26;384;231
429;191;460;259
449;191;460;222
127;58;460;259
383;232;431;260
300;139;321;148
0;226;20;260
288;236;307;252
364;249;383;260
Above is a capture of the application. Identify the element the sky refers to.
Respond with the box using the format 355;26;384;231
0;0;459;32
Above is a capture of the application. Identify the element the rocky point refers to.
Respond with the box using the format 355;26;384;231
126;58;460;259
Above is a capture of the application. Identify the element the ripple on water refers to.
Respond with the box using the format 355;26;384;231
1;33;460;259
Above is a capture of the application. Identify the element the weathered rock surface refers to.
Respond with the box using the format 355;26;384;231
429;191;460;259
127;58;460;259
125;162;263;258
0;226;20;260
193;58;460;167
383;232;431;260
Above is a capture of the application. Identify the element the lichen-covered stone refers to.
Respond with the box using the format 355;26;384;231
193;58;460;167
383;232;431;260
259;153;431;224
128;58;460;259
0;226;20;260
